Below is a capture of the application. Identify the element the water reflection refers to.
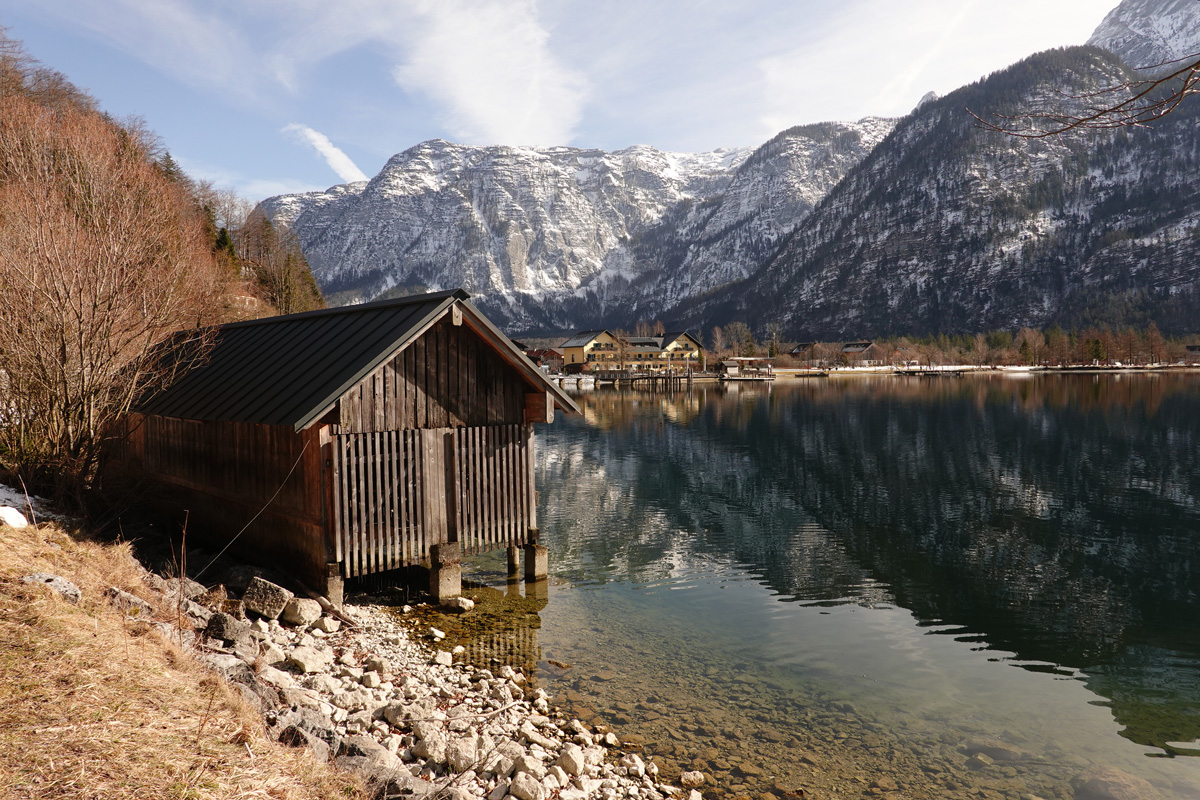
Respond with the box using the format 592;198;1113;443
541;375;1200;763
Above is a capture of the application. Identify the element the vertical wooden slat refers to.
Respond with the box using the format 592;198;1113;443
348;435;358;577
512;424;525;541
388;431;398;568
507;425;518;545
332;435;343;567
527;424;537;531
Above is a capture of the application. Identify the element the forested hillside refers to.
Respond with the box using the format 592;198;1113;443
681;46;1200;339
0;31;322;503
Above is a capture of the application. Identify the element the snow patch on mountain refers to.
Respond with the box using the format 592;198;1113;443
1088;0;1200;69
259;119;894;331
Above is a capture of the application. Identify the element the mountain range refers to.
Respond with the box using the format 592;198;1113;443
259;0;1200;338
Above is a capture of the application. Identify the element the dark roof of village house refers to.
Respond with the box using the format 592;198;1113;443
138;289;578;432
560;330;701;350
842;341;875;353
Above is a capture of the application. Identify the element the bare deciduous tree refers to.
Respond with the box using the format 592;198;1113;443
0;92;225;504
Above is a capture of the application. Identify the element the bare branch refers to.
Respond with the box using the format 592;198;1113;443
971;52;1200;138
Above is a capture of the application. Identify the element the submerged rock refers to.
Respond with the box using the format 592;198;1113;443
1074;767;1160;800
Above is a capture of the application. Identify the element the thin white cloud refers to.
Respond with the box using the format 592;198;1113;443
758;0;1115;135
392;0;589;145
283;123;370;183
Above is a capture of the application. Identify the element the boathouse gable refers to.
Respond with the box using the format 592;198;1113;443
119;289;577;596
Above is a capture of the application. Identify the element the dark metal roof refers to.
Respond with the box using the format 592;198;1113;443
842;341;875;353
138;289;578;431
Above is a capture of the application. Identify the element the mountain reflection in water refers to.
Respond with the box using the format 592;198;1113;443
538;374;1200;760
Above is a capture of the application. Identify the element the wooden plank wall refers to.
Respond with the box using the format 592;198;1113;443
332;424;534;577
127;414;328;587
336;317;530;434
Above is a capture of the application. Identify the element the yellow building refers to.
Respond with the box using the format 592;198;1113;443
559;330;704;373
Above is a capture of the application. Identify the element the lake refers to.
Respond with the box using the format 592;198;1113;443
460;373;1200;799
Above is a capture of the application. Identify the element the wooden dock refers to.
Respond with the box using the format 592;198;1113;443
592;370;696;390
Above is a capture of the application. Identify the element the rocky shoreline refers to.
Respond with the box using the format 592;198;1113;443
188;574;705;800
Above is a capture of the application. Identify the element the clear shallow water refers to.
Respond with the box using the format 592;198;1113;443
463;374;1200;799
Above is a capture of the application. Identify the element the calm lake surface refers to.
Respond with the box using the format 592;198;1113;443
461;373;1200;799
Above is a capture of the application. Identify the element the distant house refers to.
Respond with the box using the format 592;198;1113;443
559;330;703;373
113;289;578;601
525;348;564;373
789;342;816;356
842;341;887;366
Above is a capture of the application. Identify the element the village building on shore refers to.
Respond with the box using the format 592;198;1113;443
559;330;703;373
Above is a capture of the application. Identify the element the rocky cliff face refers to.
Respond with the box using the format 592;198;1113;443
1087;0;1200;68
258;121;893;332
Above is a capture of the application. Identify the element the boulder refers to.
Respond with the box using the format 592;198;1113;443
509;771;547;800
412;729;448;764
242;577;293;620
1074;767;1161;800
22;573;81;604
311;616;340;633
557;743;586;777
278;724;331;763
620;753;646;778
104;587;154;618
443;596;475;612
680;771;706;789
163;576;208;600
514;754;546;780
287;644;333;674
446;735;478;772
282;597;322;627
0;506;29;528
204;612;251;646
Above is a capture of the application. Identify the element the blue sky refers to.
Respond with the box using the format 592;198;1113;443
2;0;1116;201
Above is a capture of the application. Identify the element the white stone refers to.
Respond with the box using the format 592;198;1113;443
446;735;478;772
434;651;453;667
547;765;569;787
282;597;323;627
687;792;702;800
312;615;340;633
557;744;586;777
620;753;645;778
679;772;706;789
413;730;448;764
514;754;546;780
509;771;547;800
452;645;466;655
0;507;28;529
361;670;382;688
443;596;475;612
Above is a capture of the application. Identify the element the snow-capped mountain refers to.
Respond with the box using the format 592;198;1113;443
681;46;1200;339
258;120;893;331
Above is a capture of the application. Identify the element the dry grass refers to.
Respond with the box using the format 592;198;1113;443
0;520;364;800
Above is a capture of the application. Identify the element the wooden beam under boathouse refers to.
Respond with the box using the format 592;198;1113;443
113;289;579;603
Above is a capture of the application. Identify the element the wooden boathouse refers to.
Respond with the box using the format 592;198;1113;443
117;289;579;601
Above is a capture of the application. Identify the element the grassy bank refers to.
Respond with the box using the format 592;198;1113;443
0;518;363;800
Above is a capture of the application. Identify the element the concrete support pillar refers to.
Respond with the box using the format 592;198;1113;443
429;542;462;602
507;546;520;578
524;543;548;582
324;563;344;608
